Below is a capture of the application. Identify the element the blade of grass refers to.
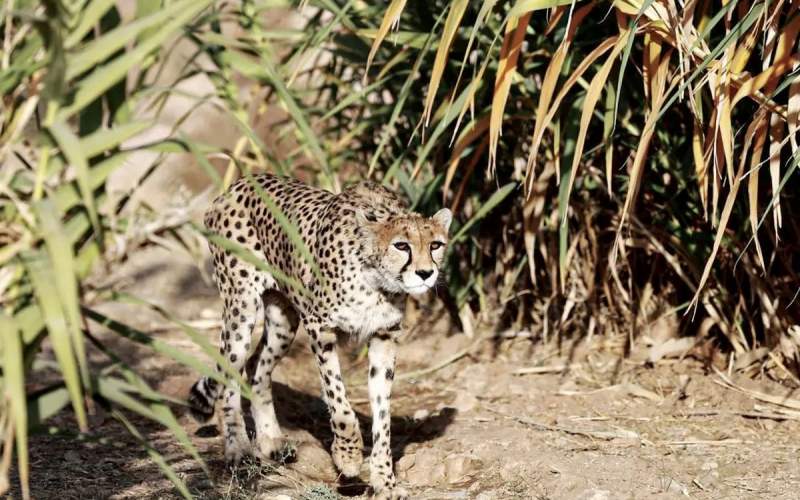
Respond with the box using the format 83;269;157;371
422;0;468;128
56;0;213;121
452;182;517;243
34;200;89;388
489;12;532;174
365;0;407;79
562;28;632;223
48;121;103;248
1;316;29;500
110;410;192;500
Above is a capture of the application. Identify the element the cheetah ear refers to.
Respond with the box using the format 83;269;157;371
431;208;452;233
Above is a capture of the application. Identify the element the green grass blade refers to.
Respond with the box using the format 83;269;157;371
218;50;331;182
452;182;518;243
57;0;213;120
25;251;88;432
86;341;206;474
368;10;444;178
109;292;253;400
52;152;131;214
243;172;322;280
110;410;192;500
48;121;103;248
65;0;117;48
79;121;151;158
66;1;195;79
195;223;311;298
83;307;227;388
34;200;89;388
26;384;71;429
1;315;29;500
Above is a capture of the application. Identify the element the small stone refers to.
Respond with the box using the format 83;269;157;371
452;392;479;413
701;461;718;471
444;454;481;484
397;454;416;473
665;479;688;495
413;408;430;421
405;450;446;486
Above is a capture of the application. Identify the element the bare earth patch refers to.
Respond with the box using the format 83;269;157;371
18;247;800;499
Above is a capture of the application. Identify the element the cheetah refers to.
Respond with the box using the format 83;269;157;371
188;173;451;499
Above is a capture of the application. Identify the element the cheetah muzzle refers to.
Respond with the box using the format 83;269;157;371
188;174;451;499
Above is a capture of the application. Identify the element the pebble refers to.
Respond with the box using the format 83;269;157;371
413;408;430;421
396;453;416;473
444;453;482;484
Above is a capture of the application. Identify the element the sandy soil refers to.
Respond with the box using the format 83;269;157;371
17;246;800;500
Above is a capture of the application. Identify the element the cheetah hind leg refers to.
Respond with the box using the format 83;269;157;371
251;296;299;464
188;374;221;422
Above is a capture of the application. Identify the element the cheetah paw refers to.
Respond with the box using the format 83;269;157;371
331;437;364;477
256;436;296;464
371;486;409;500
224;434;252;469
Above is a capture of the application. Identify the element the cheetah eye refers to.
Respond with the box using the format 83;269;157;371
430;241;445;251
393;242;411;252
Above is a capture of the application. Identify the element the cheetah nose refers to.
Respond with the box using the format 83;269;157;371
415;269;434;280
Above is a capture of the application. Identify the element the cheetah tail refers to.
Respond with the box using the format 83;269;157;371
187;376;220;422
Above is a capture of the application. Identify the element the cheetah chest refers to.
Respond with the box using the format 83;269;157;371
328;288;403;339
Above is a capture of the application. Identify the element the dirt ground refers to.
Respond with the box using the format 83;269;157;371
18;246;800;500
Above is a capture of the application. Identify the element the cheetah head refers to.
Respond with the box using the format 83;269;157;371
359;208;452;295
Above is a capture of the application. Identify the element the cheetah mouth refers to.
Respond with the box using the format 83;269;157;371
404;284;431;295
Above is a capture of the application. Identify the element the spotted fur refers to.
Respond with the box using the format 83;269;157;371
188;174;451;499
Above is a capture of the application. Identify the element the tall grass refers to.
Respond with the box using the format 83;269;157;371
1;0;799;497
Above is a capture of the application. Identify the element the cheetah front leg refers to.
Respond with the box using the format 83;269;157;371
305;320;364;477
367;331;407;499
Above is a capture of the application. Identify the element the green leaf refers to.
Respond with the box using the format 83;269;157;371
48;121;103;248
79;121;151;158
111;410;193;500
57;0;213;120
83;307;228;388
1;315;30;500
218;50;331;183
33;200;90;388
452;183;518;243
66;2;193;79
27;384;71;428
109;293;254;400
24;251;88;432
65;0;118;48
195;223;312;298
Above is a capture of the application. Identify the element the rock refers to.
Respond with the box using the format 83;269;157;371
665;478;688;495
648;337;695;363
452;392;479;413
404;450;446;486
289;442;337;480
413;408;430;421
396;454;416;473
444;453;482;484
